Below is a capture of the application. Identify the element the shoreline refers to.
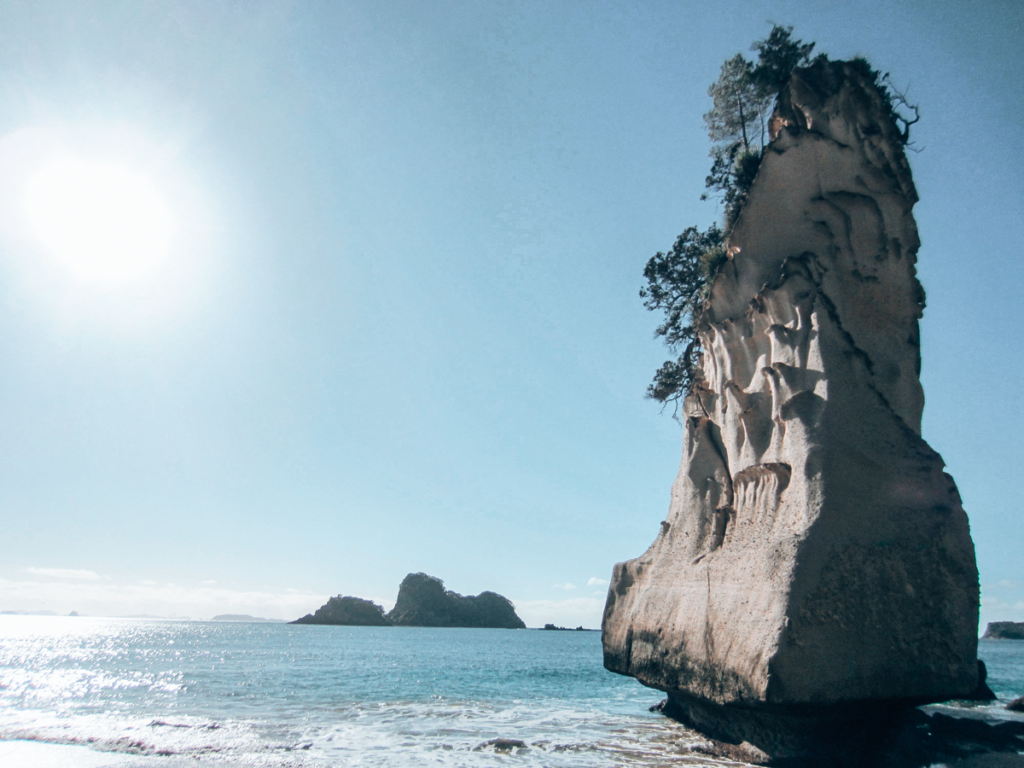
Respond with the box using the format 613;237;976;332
0;740;145;768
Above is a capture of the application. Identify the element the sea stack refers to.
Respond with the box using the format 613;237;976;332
603;60;979;758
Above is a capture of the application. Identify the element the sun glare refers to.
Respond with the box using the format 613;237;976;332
26;157;173;285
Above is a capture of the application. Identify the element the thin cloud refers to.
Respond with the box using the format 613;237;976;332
587;577;607;587
0;576;327;621
552;582;576;590
979;581;1024;630
513;597;605;629
23;567;100;580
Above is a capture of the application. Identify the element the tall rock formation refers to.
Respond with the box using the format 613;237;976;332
603;60;979;754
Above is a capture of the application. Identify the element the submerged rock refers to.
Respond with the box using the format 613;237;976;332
473;738;528;752
386;573;525;629
291;596;390;626
983;622;1024;640
603;60;979;759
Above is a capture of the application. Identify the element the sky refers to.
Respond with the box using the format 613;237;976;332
0;0;1020;630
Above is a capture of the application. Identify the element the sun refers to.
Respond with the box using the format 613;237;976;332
26;156;173;285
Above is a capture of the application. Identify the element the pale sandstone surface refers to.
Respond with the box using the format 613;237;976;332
603;61;979;718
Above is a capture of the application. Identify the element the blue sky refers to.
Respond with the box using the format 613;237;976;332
0;1;1020;629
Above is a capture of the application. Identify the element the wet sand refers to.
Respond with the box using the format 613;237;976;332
0;740;201;768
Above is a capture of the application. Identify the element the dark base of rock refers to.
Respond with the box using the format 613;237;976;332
963;660;998;702
658;694;1024;767
660;693;912;765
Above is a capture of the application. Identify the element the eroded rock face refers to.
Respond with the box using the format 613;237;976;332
604;61;978;720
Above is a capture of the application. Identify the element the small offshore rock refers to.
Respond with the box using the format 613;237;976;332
1007;696;1024;713
474;738;527;752
691;739;771;765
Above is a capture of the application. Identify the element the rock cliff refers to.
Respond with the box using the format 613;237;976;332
982;622;1024;640
603;60;979;755
386;573;525;629
291;596;390;626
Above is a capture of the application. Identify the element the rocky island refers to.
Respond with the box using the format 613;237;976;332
291;596;390;626
983;622;1024;640
291;573;525;629
387;573;525;628
604;32;983;765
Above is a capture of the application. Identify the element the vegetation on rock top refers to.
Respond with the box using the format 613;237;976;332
643;26;919;409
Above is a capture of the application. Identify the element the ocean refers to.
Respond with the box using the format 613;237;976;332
1;615;1022;767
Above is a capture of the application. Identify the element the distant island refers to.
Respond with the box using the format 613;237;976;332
291;597;389;626
212;614;286;623
982;621;1024;639
387;573;525;628
541;624;596;631
291;573;525;629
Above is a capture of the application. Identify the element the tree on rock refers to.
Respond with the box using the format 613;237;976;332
704;54;772;155
641;225;725;403
645;25;819;408
750;25;817;92
701;26;818;229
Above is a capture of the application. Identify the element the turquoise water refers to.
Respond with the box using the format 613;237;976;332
1;616;1022;767
0;616;701;766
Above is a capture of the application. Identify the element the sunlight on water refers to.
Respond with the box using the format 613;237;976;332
0;616;721;766
2;616;1023;767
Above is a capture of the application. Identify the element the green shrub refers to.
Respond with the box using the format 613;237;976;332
643;25;818;407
